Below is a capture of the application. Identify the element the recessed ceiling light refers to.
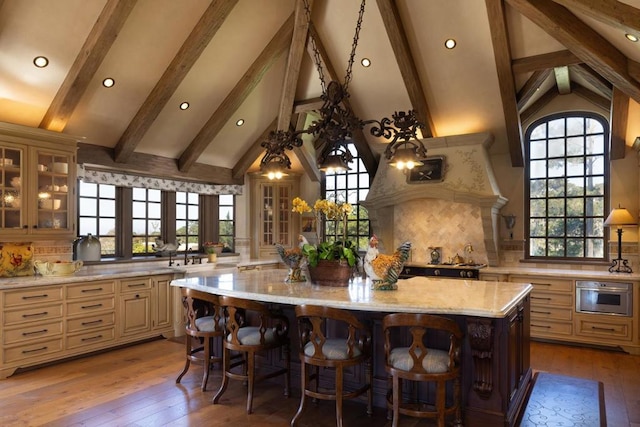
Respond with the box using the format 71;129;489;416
102;78;115;88
625;33;639;42
179;102;190;110
33;56;49;68
236;119;245;126
444;39;457;49
361;58;371;67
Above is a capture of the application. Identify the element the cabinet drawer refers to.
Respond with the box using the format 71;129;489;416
510;276;573;293
530;291;573;308
66;327;116;350
530;320;573;336
120;277;151;293
66;312;115;333
3;286;63;308
4;303;63;326
575;315;632;341
3;338;64;363
66;296;115;316
530;305;572;321
66;281;115;299
3;320;63;345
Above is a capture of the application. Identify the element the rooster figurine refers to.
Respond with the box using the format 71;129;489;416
364;235;411;290
276;235;308;283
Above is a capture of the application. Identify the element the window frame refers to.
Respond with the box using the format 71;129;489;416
524;111;610;262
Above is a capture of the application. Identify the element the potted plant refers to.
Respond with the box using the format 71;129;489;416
203;242;223;263
292;197;359;286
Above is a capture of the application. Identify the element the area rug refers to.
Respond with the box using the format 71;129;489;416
519;372;606;426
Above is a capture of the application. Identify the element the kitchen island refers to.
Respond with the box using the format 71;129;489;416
171;270;533;426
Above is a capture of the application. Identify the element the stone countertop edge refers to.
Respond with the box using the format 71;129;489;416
170;272;533;319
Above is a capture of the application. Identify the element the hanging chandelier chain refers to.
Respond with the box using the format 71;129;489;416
343;0;366;92
302;0;366;94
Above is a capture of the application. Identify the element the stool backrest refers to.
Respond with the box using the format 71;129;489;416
295;305;371;360
383;313;462;375
181;288;223;333
218;295;289;346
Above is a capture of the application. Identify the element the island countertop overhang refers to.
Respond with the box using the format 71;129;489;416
170;270;532;318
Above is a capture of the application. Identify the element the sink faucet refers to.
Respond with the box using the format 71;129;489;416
168;251;174;267
184;248;192;265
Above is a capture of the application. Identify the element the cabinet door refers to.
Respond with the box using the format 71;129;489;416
0;143;26;234
152;275;172;330
119;291;151;336
31;147;76;236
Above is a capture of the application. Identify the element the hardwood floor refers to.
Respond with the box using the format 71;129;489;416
0;338;638;426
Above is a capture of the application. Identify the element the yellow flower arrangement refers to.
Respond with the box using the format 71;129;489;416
291;197;358;268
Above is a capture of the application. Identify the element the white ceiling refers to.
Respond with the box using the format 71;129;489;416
1;0;640;183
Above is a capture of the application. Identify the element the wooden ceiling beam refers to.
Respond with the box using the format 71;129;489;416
610;87;628;160
232;118;277;181
113;0;238;163
293;113;321;182
570;64;613;98
39;0;137;132
306;24;378;177
512;50;581;74
554;66;571;94
571;82;612;110
178;14;295;172
520;86;559;123
517;68;552;111
506;0;640;103
293;97;324;113
486;0;524;167
552;0;640;35
277;0;312;132
376;0;436;138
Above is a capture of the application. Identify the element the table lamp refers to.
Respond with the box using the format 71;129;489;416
604;206;638;273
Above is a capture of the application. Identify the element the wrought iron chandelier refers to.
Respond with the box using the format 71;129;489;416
259;0;428;179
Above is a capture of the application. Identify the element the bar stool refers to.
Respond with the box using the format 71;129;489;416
212;295;290;414
291;305;373;427
382;313;463;427
175;288;224;391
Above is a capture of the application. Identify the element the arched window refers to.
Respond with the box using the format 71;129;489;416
525;112;609;261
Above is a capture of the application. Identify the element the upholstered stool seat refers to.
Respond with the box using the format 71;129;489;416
291;305;372;427
175;288;224;391
382;313;463;427
213;295;290;414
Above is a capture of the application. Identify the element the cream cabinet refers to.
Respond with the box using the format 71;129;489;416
0;122;78;238
249;173;300;259
0;273;175;379
509;275;574;340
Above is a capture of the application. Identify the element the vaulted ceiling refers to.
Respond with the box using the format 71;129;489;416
1;0;640;185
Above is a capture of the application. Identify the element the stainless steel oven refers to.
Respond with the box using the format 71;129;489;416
576;281;633;316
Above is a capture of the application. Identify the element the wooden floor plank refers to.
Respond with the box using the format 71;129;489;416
1;338;638;426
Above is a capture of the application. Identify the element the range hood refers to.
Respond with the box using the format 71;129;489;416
362;132;507;266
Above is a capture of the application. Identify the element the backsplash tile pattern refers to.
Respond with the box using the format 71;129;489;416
394;199;487;265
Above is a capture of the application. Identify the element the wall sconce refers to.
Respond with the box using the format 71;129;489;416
367;110;427;170
502;214;516;240
604;205;638;273
259;130;303;180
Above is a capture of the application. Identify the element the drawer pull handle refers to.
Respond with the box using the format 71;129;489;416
82;320;104;326
22;294;48;300
591;326;616;332
531;324;551;329
127;283;147;288
22;329;48;336
531;297;552;301
81;303;103;310
23;346;48;354
532;283;551;286
81;335;103;342
23;311;48;318
531;310;551;315
81;288;104;293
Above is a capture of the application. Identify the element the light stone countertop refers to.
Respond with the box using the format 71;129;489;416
170;269;533;318
482;266;640;281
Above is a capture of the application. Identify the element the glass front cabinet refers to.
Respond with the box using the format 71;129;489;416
0;123;79;239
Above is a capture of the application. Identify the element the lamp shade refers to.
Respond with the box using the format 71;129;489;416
604;207;637;227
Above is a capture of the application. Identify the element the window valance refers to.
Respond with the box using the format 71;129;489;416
78;165;243;195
